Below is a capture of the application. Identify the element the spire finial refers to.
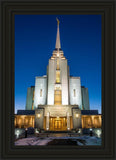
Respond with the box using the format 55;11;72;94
55;18;61;49
56;18;60;25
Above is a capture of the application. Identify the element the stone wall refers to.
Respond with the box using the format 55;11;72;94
38;105;79;117
72;108;82;129
60;59;69;105
47;59;56;105
34;77;47;108
35;109;44;129
81;87;90;110
26;87;35;110
69;77;82;109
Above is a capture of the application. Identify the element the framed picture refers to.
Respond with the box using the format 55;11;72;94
14;14;102;145
0;0;115;159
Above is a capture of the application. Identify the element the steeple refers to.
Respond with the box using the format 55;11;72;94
55;18;61;49
51;18;65;59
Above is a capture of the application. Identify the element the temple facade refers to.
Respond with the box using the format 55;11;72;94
15;19;101;131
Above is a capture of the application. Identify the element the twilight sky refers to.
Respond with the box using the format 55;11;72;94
15;15;101;114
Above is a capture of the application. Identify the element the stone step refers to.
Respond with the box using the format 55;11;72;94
44;130;72;133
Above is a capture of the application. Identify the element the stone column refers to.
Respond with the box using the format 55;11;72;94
22;117;24;127
67;112;70;130
46;112;49;130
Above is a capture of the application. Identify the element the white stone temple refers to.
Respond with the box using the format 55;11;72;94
26;18;90;131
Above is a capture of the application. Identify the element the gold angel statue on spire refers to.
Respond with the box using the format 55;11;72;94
56;18;60;25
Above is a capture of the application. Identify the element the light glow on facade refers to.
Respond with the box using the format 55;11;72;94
37;114;41;118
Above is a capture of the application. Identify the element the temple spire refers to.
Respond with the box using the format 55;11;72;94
55;18;61;49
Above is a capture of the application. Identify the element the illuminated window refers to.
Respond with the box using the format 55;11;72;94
56;71;60;83
73;89;76;97
56;58;60;70
83;117;92;128
40;89;42;97
94;117;100;128
54;90;62;105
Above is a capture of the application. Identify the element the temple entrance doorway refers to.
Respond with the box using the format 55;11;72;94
49;117;67;131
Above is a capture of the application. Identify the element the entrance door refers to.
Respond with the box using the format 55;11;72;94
49;117;67;131
54;120;61;129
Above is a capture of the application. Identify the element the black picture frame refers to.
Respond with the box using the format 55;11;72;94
0;0;115;159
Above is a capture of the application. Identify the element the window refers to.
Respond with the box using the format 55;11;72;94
40;89;42;97
56;58;60;69
73;89;76;97
56;71;60;83
54;89;62;105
